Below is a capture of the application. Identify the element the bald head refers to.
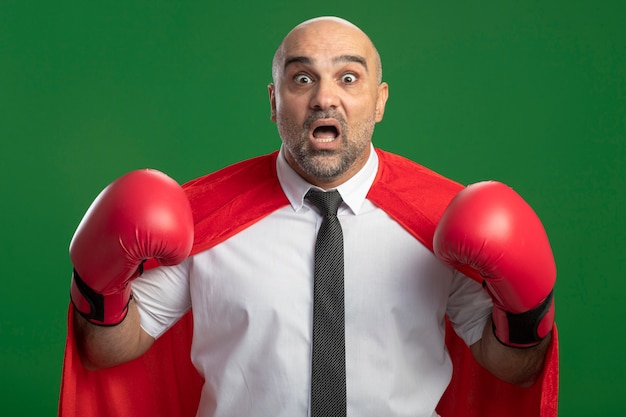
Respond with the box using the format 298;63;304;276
272;17;383;85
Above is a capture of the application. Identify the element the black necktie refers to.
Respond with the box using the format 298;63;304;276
305;189;346;417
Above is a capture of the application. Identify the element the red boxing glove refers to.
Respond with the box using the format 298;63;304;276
69;169;194;325
433;181;555;347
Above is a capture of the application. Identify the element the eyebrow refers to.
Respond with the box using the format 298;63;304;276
284;54;369;72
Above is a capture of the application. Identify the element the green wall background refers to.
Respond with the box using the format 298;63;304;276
1;1;624;415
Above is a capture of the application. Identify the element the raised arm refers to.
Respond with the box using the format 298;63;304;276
69;169;193;369
73;299;155;369
434;181;556;386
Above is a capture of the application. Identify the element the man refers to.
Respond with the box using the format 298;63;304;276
61;17;557;417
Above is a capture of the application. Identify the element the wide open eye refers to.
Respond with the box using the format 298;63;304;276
341;73;358;84
294;74;313;84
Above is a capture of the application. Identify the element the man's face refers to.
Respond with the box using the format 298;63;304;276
269;18;388;188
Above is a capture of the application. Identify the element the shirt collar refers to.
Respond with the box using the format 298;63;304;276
276;144;379;215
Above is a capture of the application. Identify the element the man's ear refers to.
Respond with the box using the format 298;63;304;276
375;82;389;123
268;83;277;122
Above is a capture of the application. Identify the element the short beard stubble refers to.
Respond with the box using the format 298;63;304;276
277;109;376;183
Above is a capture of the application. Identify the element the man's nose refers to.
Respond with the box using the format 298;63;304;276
310;78;340;110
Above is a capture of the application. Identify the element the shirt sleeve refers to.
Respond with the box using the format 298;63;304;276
446;271;493;346
131;258;192;339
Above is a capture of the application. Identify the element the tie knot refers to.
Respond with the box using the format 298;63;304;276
306;189;343;216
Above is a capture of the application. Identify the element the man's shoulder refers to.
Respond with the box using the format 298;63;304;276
181;151;288;254
183;151;280;194
373;148;462;192
369;148;464;249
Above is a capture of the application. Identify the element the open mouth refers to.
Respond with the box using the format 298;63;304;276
313;125;339;142
310;119;341;143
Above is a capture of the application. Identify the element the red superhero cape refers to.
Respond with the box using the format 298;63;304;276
58;149;558;417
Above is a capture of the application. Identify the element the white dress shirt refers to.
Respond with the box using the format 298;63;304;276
132;145;492;417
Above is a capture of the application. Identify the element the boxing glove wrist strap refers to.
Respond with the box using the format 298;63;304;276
70;269;132;326
492;290;554;348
